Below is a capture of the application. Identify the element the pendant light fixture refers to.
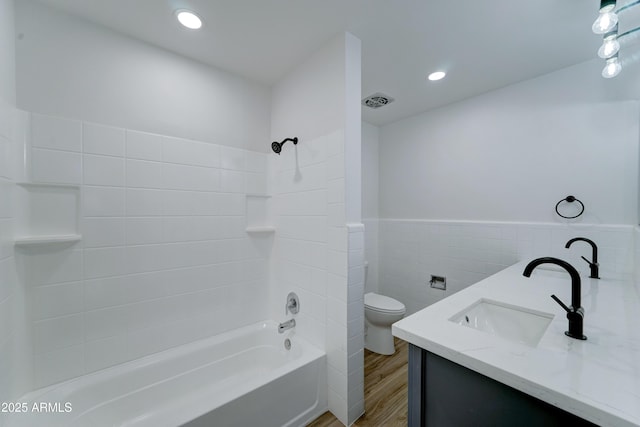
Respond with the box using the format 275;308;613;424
592;0;640;78
592;0;618;34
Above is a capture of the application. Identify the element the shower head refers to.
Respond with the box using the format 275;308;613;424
271;141;282;154
271;137;298;155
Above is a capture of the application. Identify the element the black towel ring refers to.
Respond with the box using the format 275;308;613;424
555;196;584;219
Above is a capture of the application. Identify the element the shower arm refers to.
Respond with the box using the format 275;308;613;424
271;137;299;154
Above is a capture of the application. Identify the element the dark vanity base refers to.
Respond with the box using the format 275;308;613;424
408;344;597;427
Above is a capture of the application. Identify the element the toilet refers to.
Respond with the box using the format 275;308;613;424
364;292;406;355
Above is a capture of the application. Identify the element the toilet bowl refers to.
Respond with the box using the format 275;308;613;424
364;292;406;355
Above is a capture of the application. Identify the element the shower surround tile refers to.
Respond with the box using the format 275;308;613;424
20;114;272;389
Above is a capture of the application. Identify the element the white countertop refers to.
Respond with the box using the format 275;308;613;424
392;261;640;427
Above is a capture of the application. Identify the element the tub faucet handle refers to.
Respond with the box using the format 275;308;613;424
286;292;300;315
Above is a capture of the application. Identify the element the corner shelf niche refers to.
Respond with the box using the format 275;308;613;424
245;194;275;234
14;182;82;246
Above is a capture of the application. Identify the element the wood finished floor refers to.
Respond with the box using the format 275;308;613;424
307;338;408;427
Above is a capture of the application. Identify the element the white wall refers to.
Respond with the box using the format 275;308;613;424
362;122;379;294
380;60;639;224
15;0;270;152
377;59;639;314
270;33;363;426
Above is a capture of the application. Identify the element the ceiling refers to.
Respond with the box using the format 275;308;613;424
36;0;602;125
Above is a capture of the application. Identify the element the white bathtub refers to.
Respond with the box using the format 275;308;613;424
6;321;327;427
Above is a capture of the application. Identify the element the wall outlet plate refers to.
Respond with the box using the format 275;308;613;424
430;275;446;290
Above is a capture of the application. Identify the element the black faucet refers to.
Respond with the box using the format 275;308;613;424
565;237;599;279
523;257;587;340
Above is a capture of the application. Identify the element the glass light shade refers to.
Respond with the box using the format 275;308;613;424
176;10;202;29
602;57;622;78
598;36;620;58
592;11;618;34
428;71;446;81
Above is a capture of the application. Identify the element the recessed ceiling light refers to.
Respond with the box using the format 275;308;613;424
176;10;203;30
428;71;446;81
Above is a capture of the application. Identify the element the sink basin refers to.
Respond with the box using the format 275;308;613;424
449;299;554;347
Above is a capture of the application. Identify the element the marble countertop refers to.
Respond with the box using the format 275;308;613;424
392;261;640;427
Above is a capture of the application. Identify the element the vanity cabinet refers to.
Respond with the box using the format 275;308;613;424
408;345;597;427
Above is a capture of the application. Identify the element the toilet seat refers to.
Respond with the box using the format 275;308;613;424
364;292;405;314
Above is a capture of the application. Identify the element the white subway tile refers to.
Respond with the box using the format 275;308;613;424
31;114;82;152
328;297;347;326
82;218;125;248
0;258;15;303
125;217;163;245
83;154;125;187
212;216;246;239
84;247;127;279
0;138;10;180
163;190;215;216
298;137;328;167
163;241;222;270
328;178;345;204
126;324;172;360
32;148;81;184
84;276;128;310
84;306;129;341
85;335;130;373
216;193;245;216
83;123;125;157
32;282;84;321
220;170;245;193
245;151;266;173
328;250;348;276
126;189;163;216
125;244;166;274
328;227;348;252
245;172;267;195
162;163;219;192
126;130;162;161
327;153;344;180
348;399;365;425
162;136;220;168
326;130;344;156
327;273;347;300
126;159;163;189
84;186;125;217
0;298;11;346
328;203;346;227
327;364;348;400
34;344;84;389
278;191;327;216
26;249;83;286
33;313;84;354
220;146;245;170
85;273;166;311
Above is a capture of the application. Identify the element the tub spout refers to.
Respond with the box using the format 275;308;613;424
278;319;296;334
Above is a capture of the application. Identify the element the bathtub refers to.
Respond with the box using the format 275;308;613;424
6;321;327;427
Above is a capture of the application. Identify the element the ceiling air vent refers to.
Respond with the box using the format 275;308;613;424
362;93;395;109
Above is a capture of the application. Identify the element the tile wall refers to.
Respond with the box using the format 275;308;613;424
19;113;272;389
0;102;31;410
379;219;635;315
362;218;378;293
633;226;640;296
0;101;17;404
270;129;362;425
346;224;365;424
